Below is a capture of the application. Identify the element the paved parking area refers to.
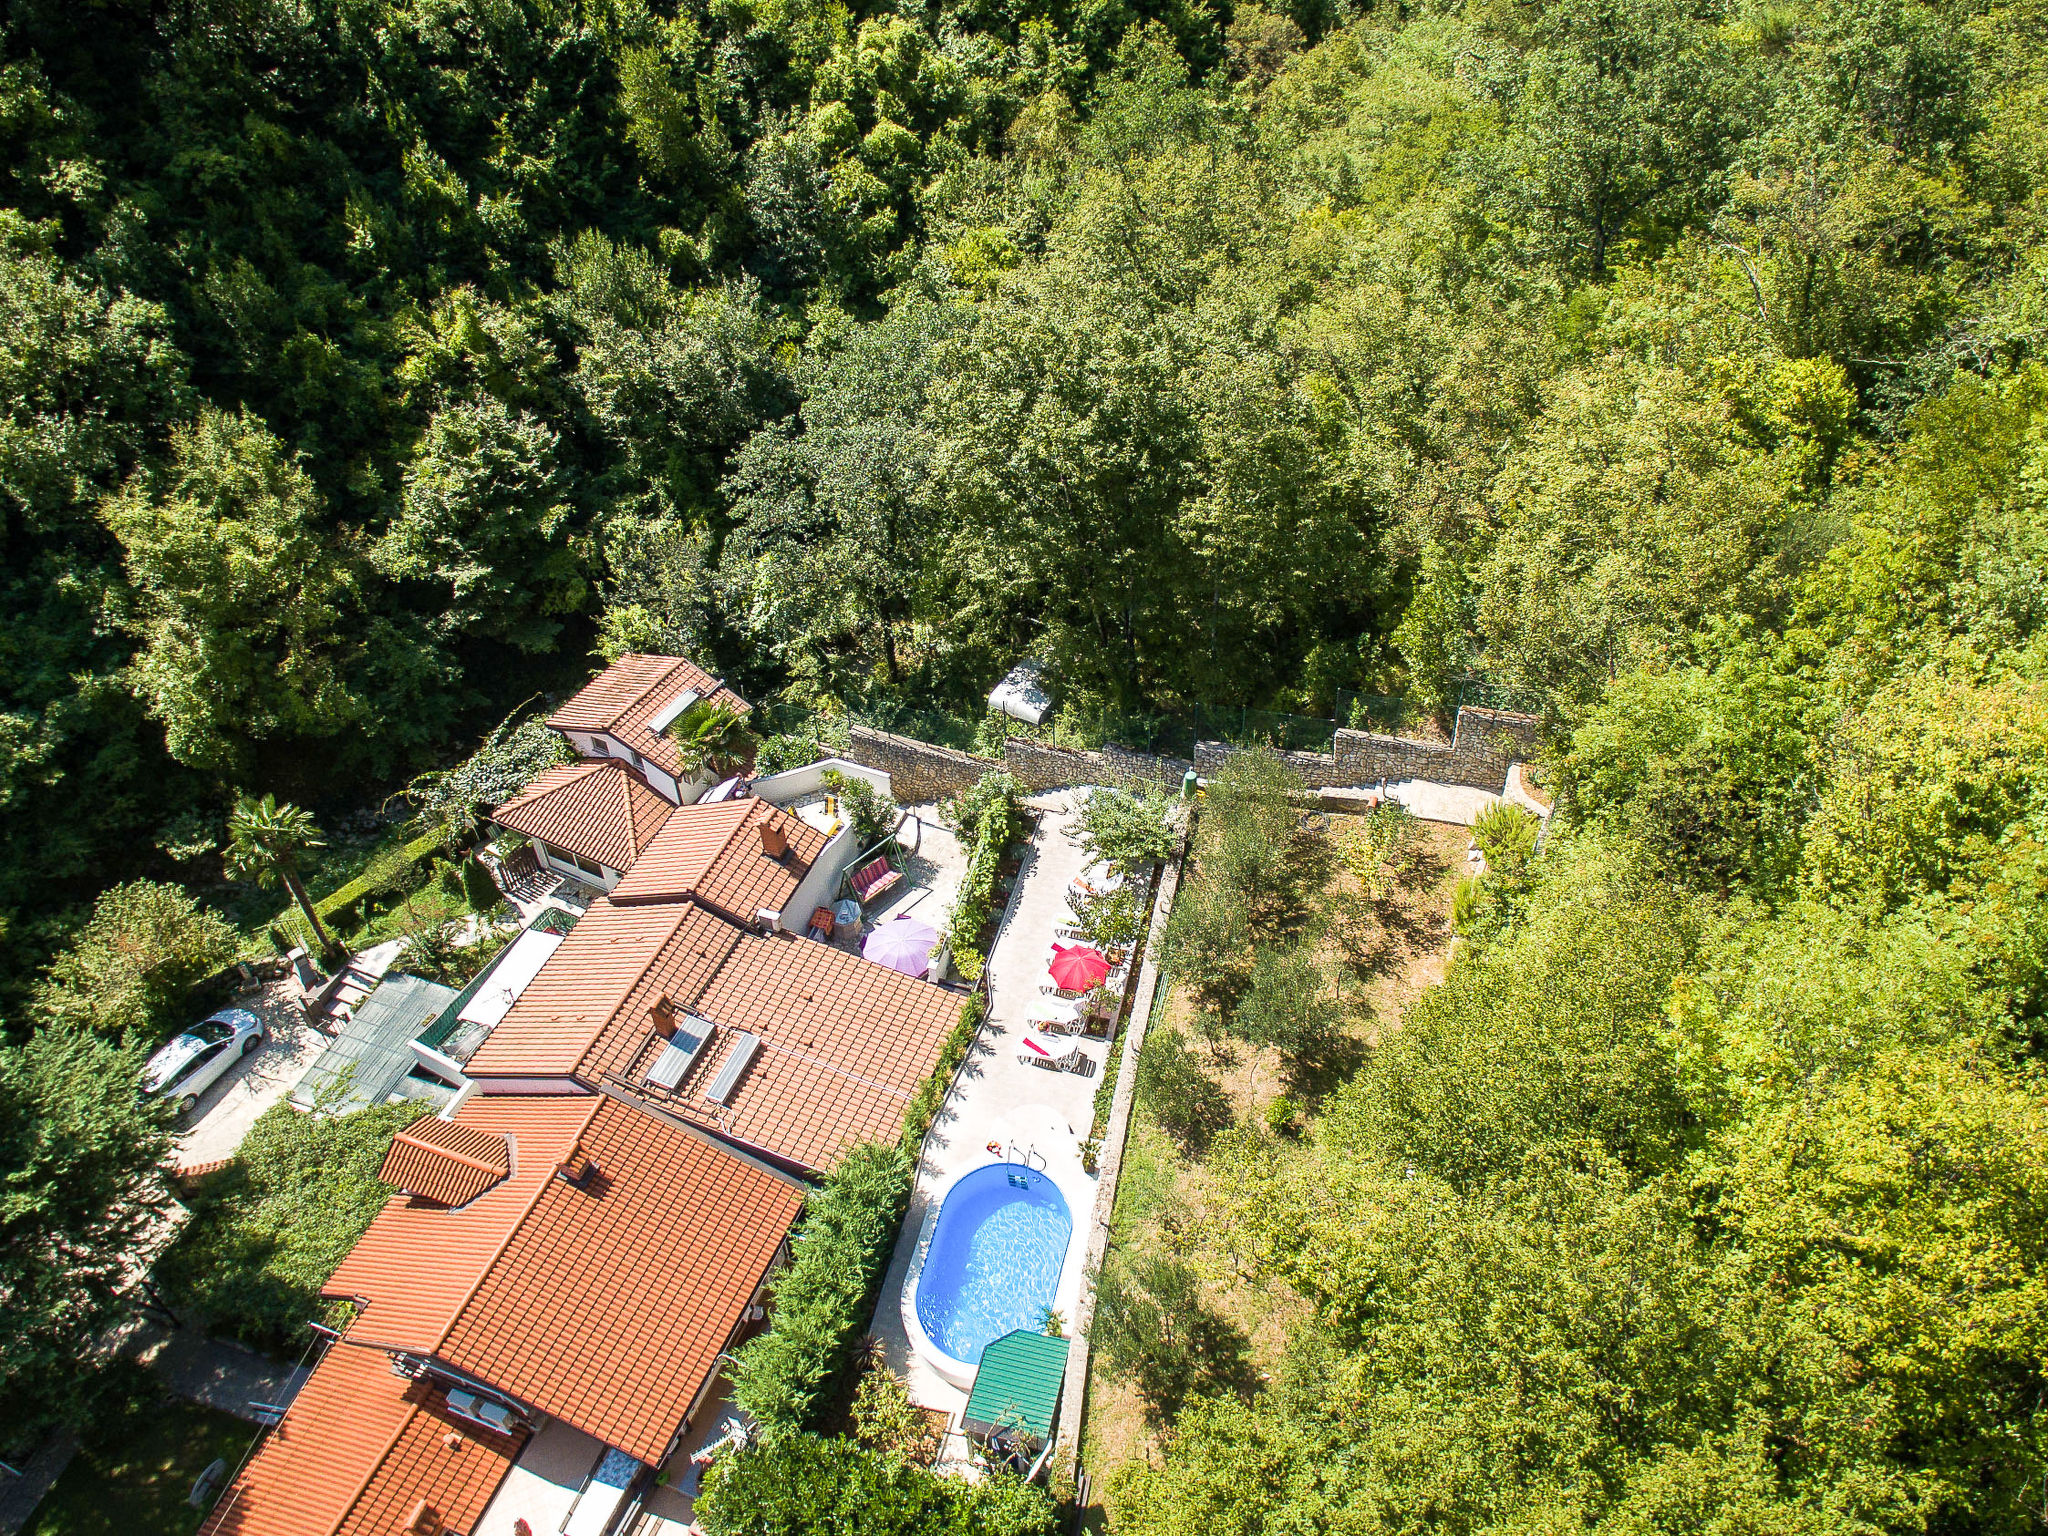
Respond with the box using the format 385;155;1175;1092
171;982;327;1166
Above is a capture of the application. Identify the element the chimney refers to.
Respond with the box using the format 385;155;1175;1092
407;1502;444;1536
649;994;678;1036
760;819;788;859
554;1142;597;1189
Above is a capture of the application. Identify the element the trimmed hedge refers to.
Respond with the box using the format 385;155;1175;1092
728;1143;913;1438
900;992;986;1153
275;828;450;948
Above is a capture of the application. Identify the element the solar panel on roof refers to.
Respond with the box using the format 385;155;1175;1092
704;1032;761;1104
646;1016;713;1089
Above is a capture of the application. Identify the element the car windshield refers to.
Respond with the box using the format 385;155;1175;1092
142;1034;208;1091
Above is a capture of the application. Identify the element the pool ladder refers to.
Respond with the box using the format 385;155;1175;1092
1007;1141;1047;1171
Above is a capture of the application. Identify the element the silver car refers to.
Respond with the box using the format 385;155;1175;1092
142;1008;266;1117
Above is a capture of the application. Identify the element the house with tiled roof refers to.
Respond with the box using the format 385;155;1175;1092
489;760;675;891
546;653;748;806
463;896;961;1174
608;796;842;930
204;1091;804;1536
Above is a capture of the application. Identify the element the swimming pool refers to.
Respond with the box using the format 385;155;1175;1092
913;1163;1074;1373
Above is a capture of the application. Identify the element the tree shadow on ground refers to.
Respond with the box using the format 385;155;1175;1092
1091;1250;1260;1427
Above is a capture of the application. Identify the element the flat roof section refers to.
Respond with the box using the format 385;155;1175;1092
291;974;461;1113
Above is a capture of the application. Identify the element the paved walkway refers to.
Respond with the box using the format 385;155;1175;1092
868;790;1111;1424
172;981;328;1167
140;1326;313;1423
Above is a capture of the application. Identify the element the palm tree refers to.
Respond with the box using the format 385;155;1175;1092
226;794;339;956
667;700;759;781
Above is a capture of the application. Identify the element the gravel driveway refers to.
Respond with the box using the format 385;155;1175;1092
171;982;328;1166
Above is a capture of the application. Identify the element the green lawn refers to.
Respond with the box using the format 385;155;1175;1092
24;1397;255;1536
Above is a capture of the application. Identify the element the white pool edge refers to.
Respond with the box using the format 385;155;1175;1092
900;1154;1097;1392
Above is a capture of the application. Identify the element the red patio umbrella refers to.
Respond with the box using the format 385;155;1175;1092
1048;943;1110;991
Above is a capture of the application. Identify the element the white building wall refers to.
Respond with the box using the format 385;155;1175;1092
777;822;859;932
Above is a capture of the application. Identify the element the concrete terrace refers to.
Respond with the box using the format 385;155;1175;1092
869;789;1117;1431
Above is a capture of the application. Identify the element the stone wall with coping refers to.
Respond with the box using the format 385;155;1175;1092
1195;705;1542;793
852;706;1540;802
846;725;996;803
1003;738;1193;796
847;723;1193;802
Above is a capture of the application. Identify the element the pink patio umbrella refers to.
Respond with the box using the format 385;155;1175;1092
1048;943;1111;992
863;915;940;978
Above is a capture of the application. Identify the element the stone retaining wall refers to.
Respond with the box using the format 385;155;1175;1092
846;725;997;803
852;706;1540;802
1196;705;1542;793
1004;738;1192;796
848;724;1193;802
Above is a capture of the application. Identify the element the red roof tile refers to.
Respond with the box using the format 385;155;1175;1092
491;760;674;874
200;1340;525;1536
379;1118;512;1207
649;932;963;1170
463;901;740;1083
324;1095;801;1467
548;655;748;782
435;1098;804;1463
329;1098;601;1355
609;798;828;922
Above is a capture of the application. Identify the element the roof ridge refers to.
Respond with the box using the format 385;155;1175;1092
428;1095;607;1359
605;654;688;731
394;1125;508;1177
709;797;768;872
593;1080;810;1192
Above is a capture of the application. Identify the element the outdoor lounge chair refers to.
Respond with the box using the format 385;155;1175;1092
848;857;902;906
1018;1045;1094;1075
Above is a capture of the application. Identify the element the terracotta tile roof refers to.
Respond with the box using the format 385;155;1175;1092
379;1117;512;1207
329;1097;601;1354
323;1095;802;1467
435;1097;804;1463
200;1339;524;1536
491;760;674;873
548;654;748;781
463;901;740;1082
609;798;828;922
630;931;963;1171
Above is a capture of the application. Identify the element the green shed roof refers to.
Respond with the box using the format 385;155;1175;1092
963;1330;1070;1439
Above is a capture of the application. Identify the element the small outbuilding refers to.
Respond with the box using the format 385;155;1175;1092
962;1329;1070;1442
987;661;1053;725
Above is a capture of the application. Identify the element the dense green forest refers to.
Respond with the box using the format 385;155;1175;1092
5;0;2048;1520
1;0;2043;1002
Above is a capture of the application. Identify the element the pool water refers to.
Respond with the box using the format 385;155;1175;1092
915;1163;1074;1367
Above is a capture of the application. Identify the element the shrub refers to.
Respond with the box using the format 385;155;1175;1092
1264;1095;1301;1136
697;1433;1057;1535
1341;802;1420;901
1075;786;1177;876
945;779;1026;971
159;1101;427;1349
1073;883;1143;950
1136;1026;1232;1155
1472;802;1540;878
1091;1251;1253;1423
35;880;240;1039
901;992;985;1150
728;1143;913;1437
755;730;826;776
293;827;451;940
942;769;1025;836
850;1368;940;1465
821;768;899;848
